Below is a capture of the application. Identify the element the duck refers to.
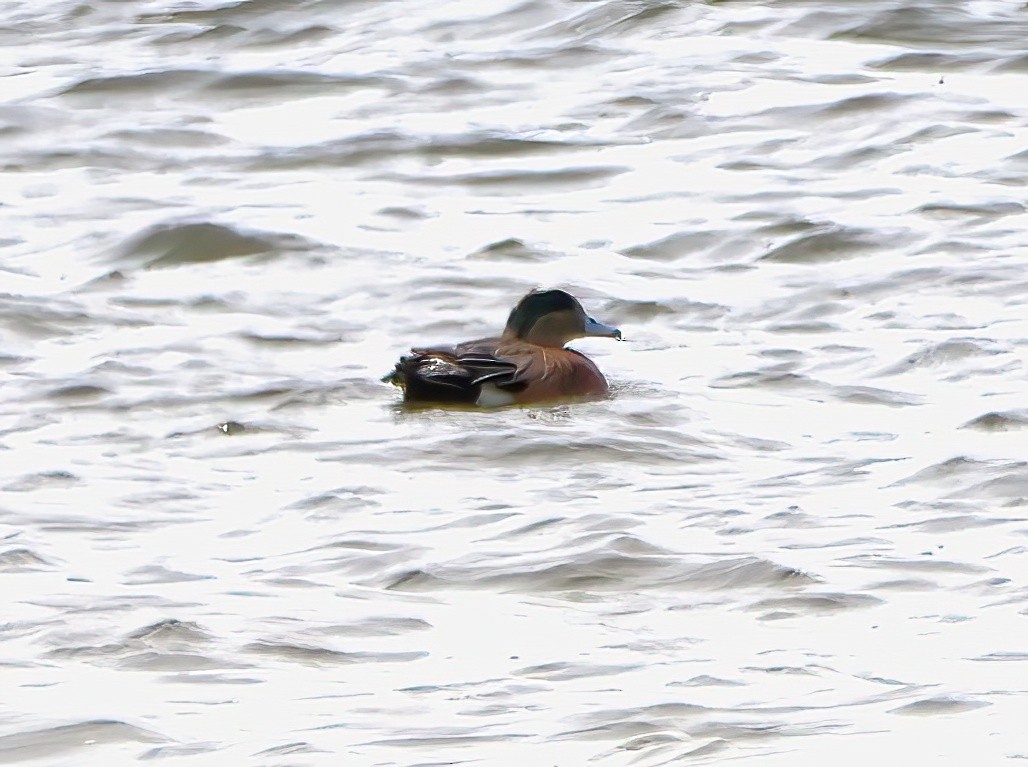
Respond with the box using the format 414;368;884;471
385;289;622;407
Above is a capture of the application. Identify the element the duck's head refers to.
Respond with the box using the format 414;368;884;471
504;289;621;348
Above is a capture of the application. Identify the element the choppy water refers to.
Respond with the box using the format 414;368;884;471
2;0;1027;764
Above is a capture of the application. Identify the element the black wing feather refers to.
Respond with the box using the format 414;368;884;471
389;350;524;403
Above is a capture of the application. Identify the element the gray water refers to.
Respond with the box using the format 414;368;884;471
2;1;1027;765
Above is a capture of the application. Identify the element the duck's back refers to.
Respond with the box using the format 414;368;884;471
390;338;608;407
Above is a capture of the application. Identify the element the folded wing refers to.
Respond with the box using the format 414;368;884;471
389;342;528;403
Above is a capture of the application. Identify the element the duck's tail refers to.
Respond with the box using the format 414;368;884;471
385;353;482;404
381;364;404;386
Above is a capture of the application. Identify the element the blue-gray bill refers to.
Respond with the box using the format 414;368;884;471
584;317;622;340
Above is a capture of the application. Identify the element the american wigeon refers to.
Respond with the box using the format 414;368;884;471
386;289;622;407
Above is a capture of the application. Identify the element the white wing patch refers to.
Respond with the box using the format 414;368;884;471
475;383;517;408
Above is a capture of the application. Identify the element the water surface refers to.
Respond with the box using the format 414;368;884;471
2;1;1026;765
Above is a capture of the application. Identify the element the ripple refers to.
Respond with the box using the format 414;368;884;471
41;618;246;673
745;592;883;617
58;68;213;96
621;231;723;261
946;472;1028;502
0;721;166;763
363;732;529;748
45;384;110;401
243;640;426;665
889;696;991;716
842;555;989;576
669;675;746;688
891;456;1007;487
961;410;1028;431
759;224;887;263
307;617;432;638
126;619;213;647
832;385;922;407
153;23;247;46
869;51;995;72
894;514;1014;534
0;547;53;572
208;70;386;93
58;68;395;105
840;6;1023;48
386;544;814;593
105;127;229;149
516;660;641;681
122;565;214;584
466;237;554;262
916;200;1025;220
878;338;1006;375
115;221;314;268
141;742;222;760
973;652;1028;663
3;470;79;493
380;165;629;191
